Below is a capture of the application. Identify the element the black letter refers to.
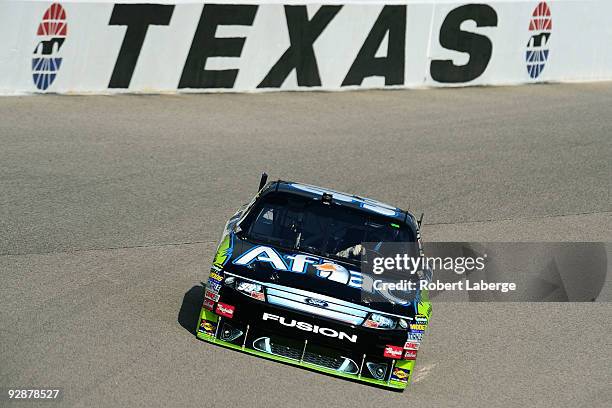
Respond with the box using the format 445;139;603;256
258;5;341;88
430;4;497;83
342;5;406;87
179;4;257;89
108;4;174;88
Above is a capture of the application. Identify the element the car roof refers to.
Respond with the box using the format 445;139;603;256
261;180;416;226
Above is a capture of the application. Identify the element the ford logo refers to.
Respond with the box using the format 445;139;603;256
304;298;329;308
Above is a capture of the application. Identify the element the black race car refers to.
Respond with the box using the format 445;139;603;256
197;174;432;389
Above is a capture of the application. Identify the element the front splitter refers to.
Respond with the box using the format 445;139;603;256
195;309;412;390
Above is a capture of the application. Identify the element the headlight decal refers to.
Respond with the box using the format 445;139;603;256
363;313;397;330
236;279;266;301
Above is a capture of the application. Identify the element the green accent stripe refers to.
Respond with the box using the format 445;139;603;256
201;308;218;323
395;359;414;369
196;332;407;390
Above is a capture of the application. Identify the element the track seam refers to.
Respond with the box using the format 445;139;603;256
423;210;611;226
0;240;218;257
2;211;610;257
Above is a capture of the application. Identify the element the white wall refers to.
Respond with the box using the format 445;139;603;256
1;0;610;94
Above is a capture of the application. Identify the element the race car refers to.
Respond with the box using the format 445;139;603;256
197;174;432;390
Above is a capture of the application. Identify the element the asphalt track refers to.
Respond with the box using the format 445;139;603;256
1;83;611;408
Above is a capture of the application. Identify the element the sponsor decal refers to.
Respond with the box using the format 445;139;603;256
391;367;410;383
407;332;423;342
262;312;357;343
244;290;265;301
410;324;426;331
383;345;403;359
216;302;235;319
304;297;329;308
202;298;215;311
363;320;380;329
32;3;68;90
526;2;552;79
315;263;351;285
403;349;417;360
404;341;420;350
415;314;428;324
207;280;222;293
233;245;363;288
199;319;216;335
205;289;220;302
252;292;265;301
233;246;289;270
209;271;223;282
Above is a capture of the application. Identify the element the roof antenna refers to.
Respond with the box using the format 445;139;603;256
321;192;333;205
418;212;424;228
258;172;268;191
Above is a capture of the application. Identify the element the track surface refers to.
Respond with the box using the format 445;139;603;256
1;83;611;407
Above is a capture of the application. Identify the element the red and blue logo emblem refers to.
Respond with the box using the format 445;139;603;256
32;3;67;91
526;2;552;79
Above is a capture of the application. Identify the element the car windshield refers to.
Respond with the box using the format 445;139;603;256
241;192;414;262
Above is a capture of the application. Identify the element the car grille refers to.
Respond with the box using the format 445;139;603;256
270;342;301;360
303;352;346;371
266;287;368;325
253;337;358;374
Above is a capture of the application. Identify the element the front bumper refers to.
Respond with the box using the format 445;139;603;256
196;284;416;390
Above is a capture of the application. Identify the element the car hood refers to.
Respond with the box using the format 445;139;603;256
222;235;418;317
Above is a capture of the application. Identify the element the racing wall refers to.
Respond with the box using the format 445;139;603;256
1;0;611;94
